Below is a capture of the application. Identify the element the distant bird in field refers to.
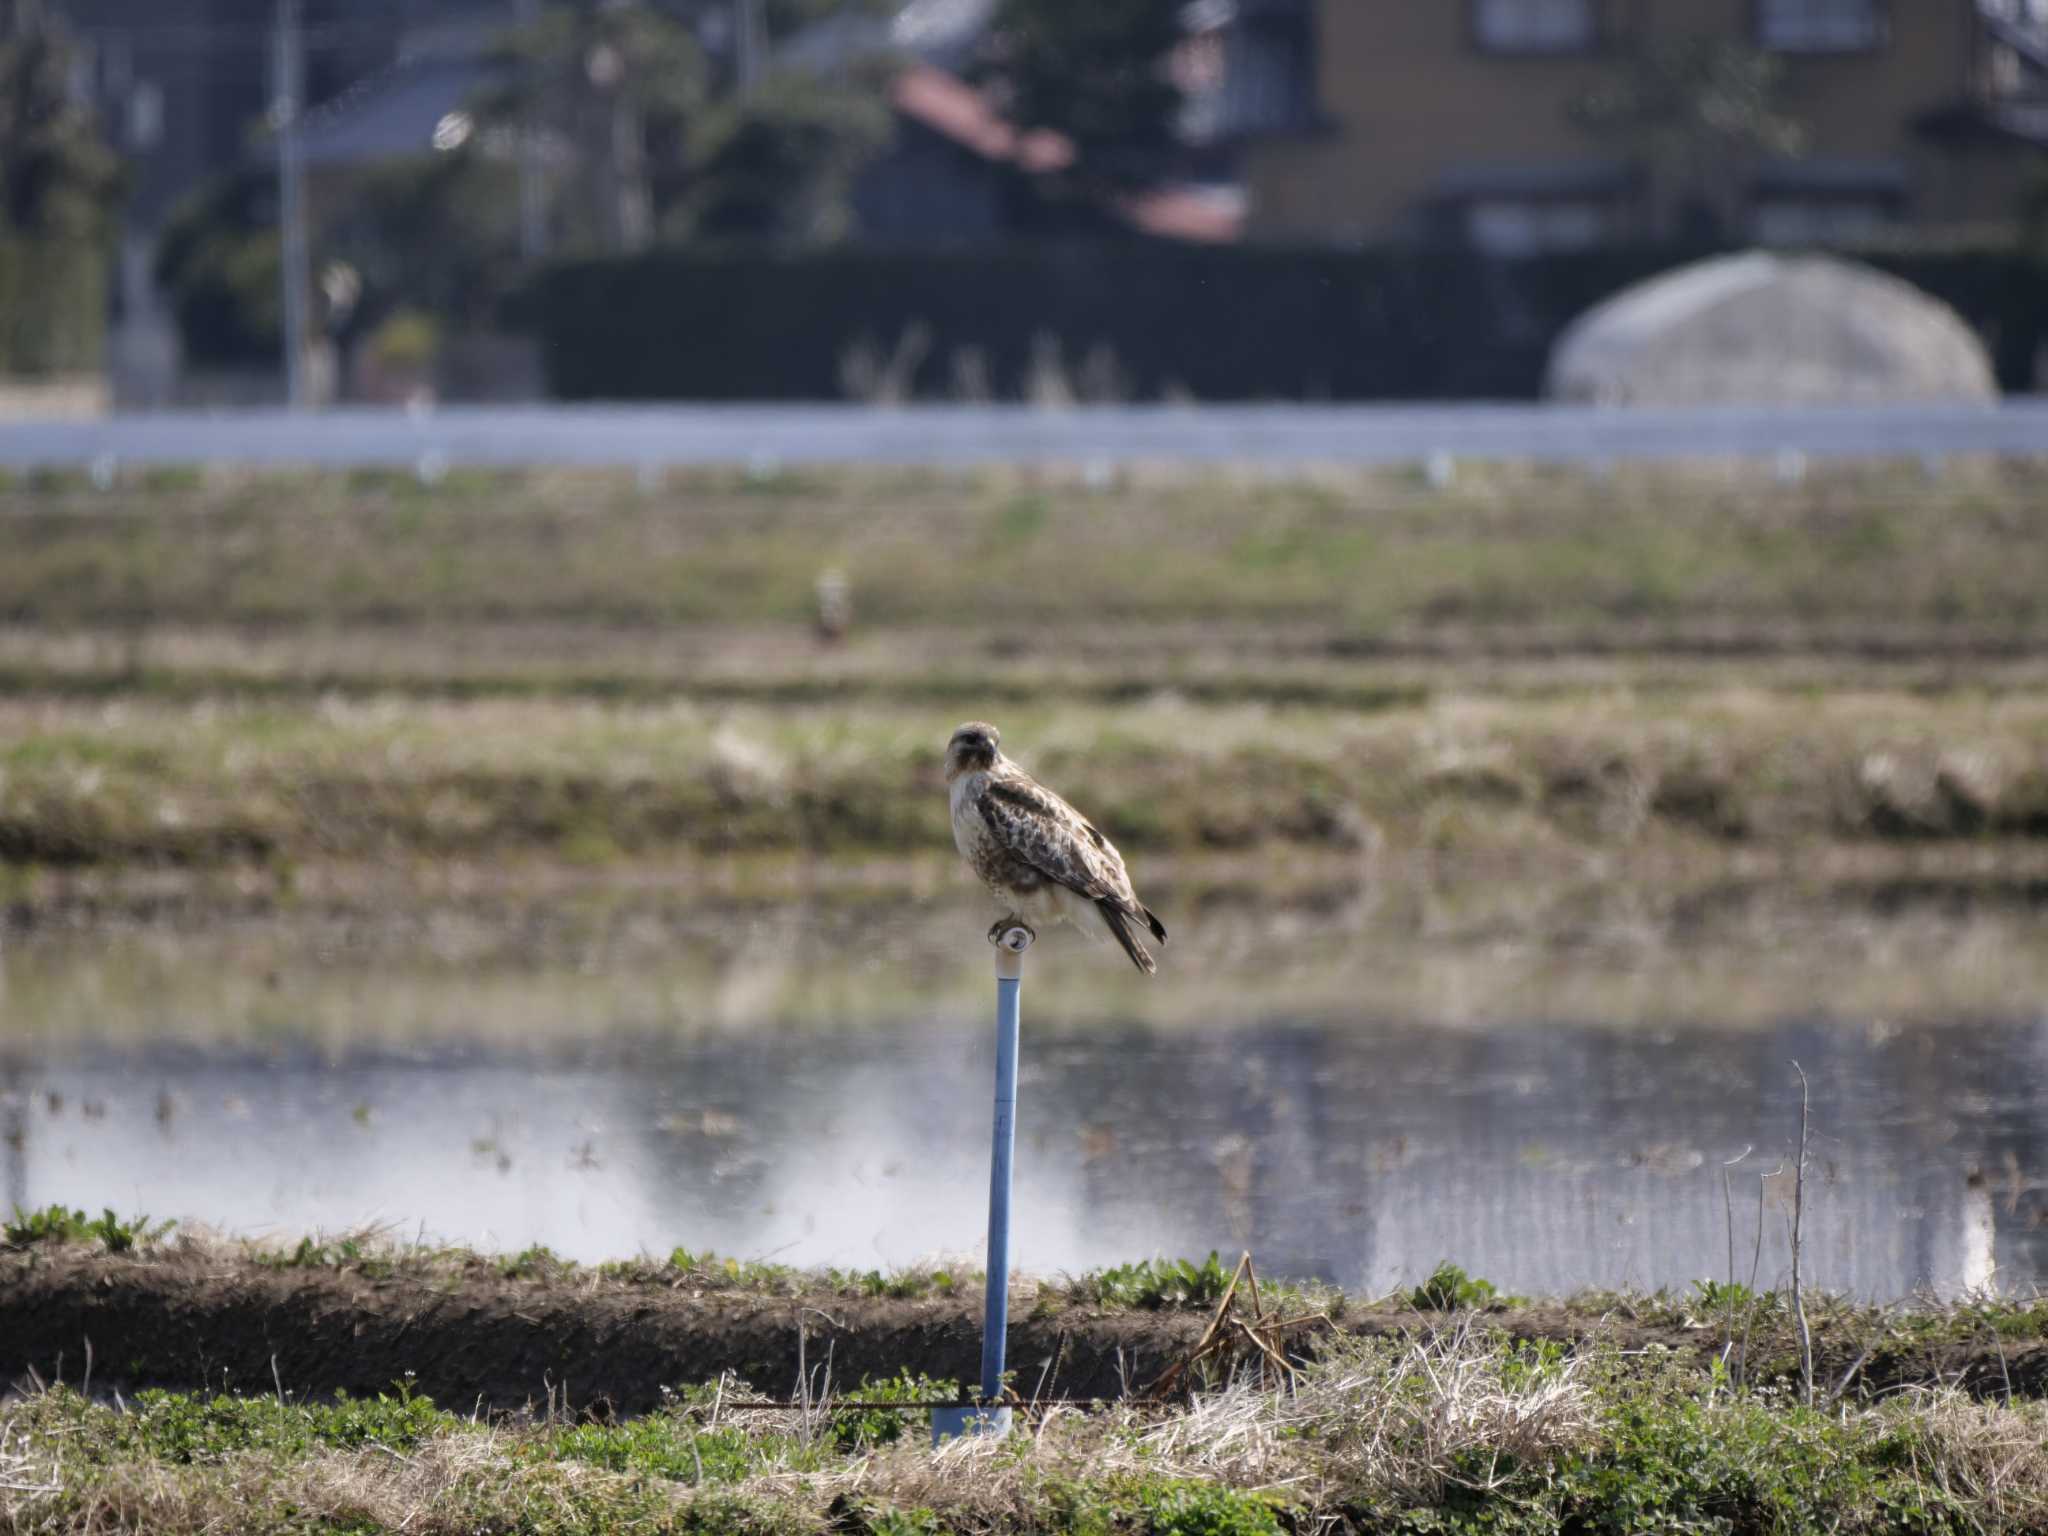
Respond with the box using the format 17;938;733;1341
945;721;1167;973
814;567;852;644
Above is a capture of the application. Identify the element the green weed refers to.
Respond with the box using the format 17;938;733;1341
1046;1476;1288;1536
829;1371;959;1453
4;1203;174;1252
45;1383;458;1466
1080;1252;1235;1309
1409;1262;1499;1312
538;1415;816;1485
498;1244;569;1280
254;1234;374;1271
667;1246;798;1290
830;1266;963;1300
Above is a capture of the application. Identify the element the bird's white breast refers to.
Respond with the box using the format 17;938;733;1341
950;770;991;860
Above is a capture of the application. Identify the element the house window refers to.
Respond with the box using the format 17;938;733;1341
1756;0;1885;53
1466;198;1615;254
1751;196;1894;245
1472;0;1598;54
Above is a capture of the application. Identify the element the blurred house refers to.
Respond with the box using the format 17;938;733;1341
60;0;452;226
57;0;507;404
1243;0;2048;251
292;4;505;173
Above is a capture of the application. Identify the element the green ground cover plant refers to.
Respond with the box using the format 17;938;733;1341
7;1327;2046;1535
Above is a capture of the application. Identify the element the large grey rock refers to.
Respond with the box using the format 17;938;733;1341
1546;252;1998;407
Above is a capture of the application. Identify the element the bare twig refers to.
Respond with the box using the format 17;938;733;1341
0;1415;61;1499
1719;1146;1751;1384
1791;1061;1814;1409
1143;1254;1332;1401
1737;1163;1783;1389
1825;1344;1874;1407
794;1315;810;1442
1984;1319;2014;1405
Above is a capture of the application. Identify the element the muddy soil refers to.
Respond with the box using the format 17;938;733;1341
3;1250;2041;1415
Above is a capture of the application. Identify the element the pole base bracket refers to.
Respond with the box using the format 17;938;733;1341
931;1404;1013;1445
990;923;1033;979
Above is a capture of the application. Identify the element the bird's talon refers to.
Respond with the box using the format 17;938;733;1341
987;919;1036;948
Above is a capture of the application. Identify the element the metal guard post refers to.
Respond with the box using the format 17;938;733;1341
933;923;1032;1443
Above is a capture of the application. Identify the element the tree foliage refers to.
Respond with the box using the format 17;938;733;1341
322;153;527;334
478;0;891;252
0;20;122;244
153;172;280;368
683;71;893;245
1572;38;1805;239
480;0;711;254
155;1;899;370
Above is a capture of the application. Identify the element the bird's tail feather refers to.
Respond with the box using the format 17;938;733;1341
1142;906;1167;944
1098;900;1158;974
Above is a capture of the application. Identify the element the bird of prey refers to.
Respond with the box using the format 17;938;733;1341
945;721;1167;973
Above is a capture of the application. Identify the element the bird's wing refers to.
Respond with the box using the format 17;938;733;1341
977;774;1141;911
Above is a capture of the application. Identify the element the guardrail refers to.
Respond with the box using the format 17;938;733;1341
0;401;2043;471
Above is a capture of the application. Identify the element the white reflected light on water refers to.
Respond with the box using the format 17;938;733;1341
8;1009;2047;1299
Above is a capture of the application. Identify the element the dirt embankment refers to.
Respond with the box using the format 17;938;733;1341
4;1250;2043;1415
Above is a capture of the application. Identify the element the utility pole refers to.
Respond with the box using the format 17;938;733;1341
274;0;312;408
735;0;763;101
611;85;650;251
514;0;547;258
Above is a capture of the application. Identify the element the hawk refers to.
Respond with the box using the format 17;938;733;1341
945;721;1167;973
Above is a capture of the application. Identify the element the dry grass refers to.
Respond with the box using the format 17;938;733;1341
1901;1389;2048;1530
0;1418;59;1503
11;1329;2048;1535
1135;1325;1598;1499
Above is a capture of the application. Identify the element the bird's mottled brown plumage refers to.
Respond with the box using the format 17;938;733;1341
945;721;1167;973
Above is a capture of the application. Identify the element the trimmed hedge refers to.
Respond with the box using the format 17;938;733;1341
530;241;2048;402
0;235;106;376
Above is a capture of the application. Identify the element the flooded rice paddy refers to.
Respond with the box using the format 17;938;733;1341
3;869;2045;1299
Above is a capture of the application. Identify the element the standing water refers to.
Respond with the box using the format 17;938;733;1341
4;878;2044;1299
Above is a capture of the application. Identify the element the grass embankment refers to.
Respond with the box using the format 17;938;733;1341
3;461;2044;642
8;1349;2047;1535
3;461;2047;873
2;692;2045;869
6;1228;2048;1535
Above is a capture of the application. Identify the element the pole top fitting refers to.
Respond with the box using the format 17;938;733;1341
991;923;1032;979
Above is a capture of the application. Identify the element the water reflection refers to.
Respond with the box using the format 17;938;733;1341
8;1009;2046;1299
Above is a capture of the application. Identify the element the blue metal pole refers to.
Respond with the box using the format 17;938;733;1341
980;970;1021;1403
935;925;1030;1443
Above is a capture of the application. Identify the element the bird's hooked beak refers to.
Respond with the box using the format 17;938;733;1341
946;723;1001;778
